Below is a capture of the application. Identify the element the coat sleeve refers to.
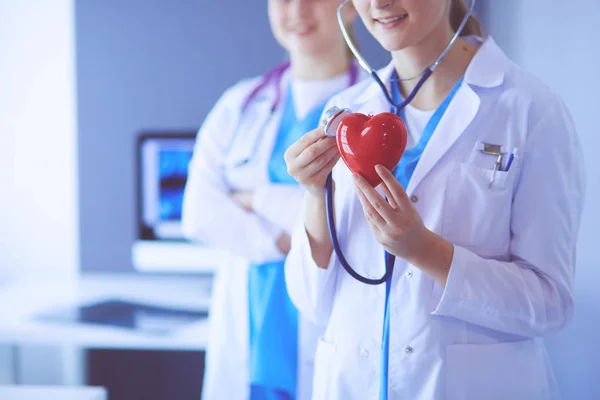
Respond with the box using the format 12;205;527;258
182;84;285;264
284;94;347;326
432;98;586;337
252;183;305;235
284;191;341;326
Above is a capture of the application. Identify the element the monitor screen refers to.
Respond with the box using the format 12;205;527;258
138;133;197;240
159;148;192;221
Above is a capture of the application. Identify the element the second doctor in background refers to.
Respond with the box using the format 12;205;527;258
284;0;586;399
182;0;365;399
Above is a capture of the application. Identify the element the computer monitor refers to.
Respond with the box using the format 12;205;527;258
137;132;197;241
134;132;232;273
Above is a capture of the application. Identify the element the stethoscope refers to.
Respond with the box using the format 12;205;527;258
223;61;359;171
322;0;476;285
223;62;289;169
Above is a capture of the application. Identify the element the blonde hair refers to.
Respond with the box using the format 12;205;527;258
450;0;483;37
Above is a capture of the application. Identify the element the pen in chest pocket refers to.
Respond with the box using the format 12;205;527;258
489;153;503;188
477;142;504;188
504;148;519;172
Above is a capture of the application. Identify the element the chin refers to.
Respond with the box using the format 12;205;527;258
375;34;411;52
371;25;421;51
289;39;328;56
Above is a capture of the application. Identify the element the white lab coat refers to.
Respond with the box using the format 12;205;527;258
182;68;367;400
285;36;586;400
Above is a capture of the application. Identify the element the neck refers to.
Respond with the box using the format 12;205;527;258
289;46;350;81
391;23;477;109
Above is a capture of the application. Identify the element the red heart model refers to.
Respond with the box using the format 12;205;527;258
336;112;408;187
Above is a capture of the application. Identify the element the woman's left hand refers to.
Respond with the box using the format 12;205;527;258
353;165;453;285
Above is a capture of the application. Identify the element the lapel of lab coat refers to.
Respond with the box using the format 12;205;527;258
351;37;509;195
224;71;286;173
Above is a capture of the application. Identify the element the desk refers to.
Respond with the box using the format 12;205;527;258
0;273;212;385
0;385;107;400
131;240;231;274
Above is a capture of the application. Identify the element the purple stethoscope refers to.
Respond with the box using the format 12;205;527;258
224;62;290;169
225;61;359;169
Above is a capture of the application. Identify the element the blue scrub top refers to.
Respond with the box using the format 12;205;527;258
248;87;329;400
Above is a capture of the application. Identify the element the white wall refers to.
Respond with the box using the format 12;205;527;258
0;0;78;281
482;1;600;399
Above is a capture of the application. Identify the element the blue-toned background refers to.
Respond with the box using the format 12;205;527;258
76;0;389;272
480;2;600;398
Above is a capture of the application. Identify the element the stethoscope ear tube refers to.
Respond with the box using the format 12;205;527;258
326;173;395;285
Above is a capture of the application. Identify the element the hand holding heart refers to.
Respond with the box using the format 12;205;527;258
353;164;428;264
284;125;340;198
354;164;453;285
285;110;453;284
285;110;408;194
335;111;427;261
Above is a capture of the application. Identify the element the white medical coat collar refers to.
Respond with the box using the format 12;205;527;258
353;36;507;105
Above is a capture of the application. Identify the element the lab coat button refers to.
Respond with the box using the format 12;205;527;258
410;195;419;203
360;348;369;358
405;270;413;279
405;345;413;354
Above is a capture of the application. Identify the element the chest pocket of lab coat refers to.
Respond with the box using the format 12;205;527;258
442;162;520;255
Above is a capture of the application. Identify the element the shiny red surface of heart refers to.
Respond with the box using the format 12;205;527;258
336;112;408;187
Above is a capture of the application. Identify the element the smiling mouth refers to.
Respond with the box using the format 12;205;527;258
374;14;408;27
290;26;317;36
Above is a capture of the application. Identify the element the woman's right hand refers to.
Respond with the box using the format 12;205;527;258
284;125;340;198
285;125;338;268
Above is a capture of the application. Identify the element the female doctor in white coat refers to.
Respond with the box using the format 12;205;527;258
284;0;586;399
181;1;365;399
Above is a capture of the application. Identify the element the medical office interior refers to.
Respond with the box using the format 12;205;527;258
0;0;599;399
